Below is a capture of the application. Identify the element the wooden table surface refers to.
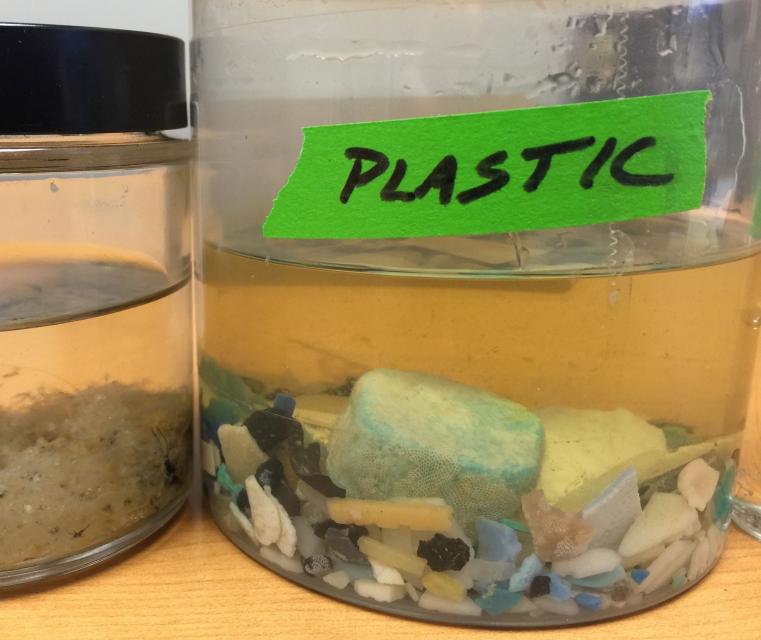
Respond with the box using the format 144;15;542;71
2;485;760;640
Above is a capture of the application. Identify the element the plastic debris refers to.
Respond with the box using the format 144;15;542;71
522;490;595;561
260;545;303;573
546;572;573;601
216;463;243;496
353;579;406;602
637;539;696;594
327;497;453;532
475;586;523;616
621;544;666;569
532;595;580;616
255;458;285;489
567;565;626;588
245;475;282;546
273;490;297;557
244;408;301;453
405;582;421;602
475;517;522;563
369;558;405;585
421;570;467;601
552;548;621;579
418;591;482;616
358;536;428;577
331;559;373;581
324;527;367;564
630;568;649;584
303;553;333;576
201;440;221;477
677;458;720;511
687;536;711;581
322;570;351;589
326;369;544;533
417;533;471;571
508;553;544;592
711;461;736;526
236;487;251;518
218;424;268;484
228;501;256;543
581;467;641;549
462;558;515;593
618;492;699;560
273;392;296;417
575;592;603;610
528;575;551;598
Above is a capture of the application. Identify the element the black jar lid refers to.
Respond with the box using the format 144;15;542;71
0;23;187;135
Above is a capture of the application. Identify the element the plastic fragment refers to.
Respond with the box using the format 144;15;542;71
273;489;297;557
331;559;374;581
327;497;453;532
687;536;711;581
546;572;573;601
499;518;530;534
353;579;406;603
532;595;580;617
630;568;649;584
552;547;621;579
255;458;284;489
508;596;538;613
245;475;281;546
711;461;736;526
324;527;368;564
621;543;665;569
461;558;515;593
618;492;699;559
417;533;471;571
581;467;641;549
236;488;251;517
244;408;301;453
293;516;325;559
260;545;303;573
677;458;720;511
405;582;421;602
201;440;221;476
418;591;482;616
303;554;333;576
475;517;522;563
508;553;544;592
274;392;296;416
575;592;603;610
522;490;595;561
358;536;428;577
216;463;243;496
528;576;551;598
475;586;523;616
369;559;405;585
218;424;268;484
228;501;256;544
568;565;626;588
421;570;467;601
637;539;696;594
322;570;351;589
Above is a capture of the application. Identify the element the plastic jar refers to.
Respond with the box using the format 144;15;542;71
0;24;192;587
193;0;761;625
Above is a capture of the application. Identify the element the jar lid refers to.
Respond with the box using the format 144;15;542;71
0;23;187;134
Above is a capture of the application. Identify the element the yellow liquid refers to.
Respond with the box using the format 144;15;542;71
201;244;761;436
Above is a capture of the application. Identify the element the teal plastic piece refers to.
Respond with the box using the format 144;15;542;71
216;463;243;496
475;587;523;616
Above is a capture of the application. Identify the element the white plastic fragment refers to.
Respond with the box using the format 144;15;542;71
245;476;281;546
273;493;297;557
228;501;257;544
531;596;580;617
687;537;711;582
678;458;720;512
552;548;621;579
506;596;537;614
461;558;514;592
260;545;303;574
293;516;326;559
418;591;482;616
353;579;406;602
582;467;641;549
323;570;351;589
405;582;421;602
618;492;699;559
369;559;405;586
621;544;665;569
218;424;268;484
201;440;221;476
637;539;696;594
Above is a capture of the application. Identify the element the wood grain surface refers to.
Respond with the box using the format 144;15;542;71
2;489;759;640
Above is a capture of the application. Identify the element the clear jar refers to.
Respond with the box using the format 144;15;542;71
193;0;761;625
0;25;192;587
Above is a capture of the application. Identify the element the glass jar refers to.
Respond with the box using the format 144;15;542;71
0;24;192;587
193;0;761;625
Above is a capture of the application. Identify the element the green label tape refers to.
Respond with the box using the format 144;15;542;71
263;91;710;239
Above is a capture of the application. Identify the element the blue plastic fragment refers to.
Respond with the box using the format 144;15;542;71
568;565;626;588
574;593;603;610
508;553;544;592
274;393;296;417
202;397;248;446
712;460;736;528
630;568;650;584
546;572;573;601
475;586;523;616
216;463;243;496
476;517;522;563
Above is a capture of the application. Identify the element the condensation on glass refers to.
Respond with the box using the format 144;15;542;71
193;0;761;625
0;25;192;588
